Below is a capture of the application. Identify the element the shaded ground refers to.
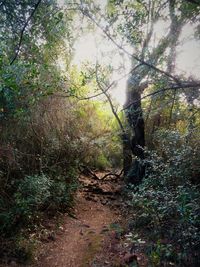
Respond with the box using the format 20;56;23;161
32;193;121;267
31;172;123;267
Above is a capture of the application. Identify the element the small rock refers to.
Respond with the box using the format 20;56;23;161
100;228;109;234
101;199;108;205
88;230;96;234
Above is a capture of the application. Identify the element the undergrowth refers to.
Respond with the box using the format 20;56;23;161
125;129;200;267
0;103;80;263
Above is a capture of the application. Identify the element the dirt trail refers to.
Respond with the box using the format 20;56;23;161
30;172;123;267
32;193;120;267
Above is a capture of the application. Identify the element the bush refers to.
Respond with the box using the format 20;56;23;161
93;153;111;170
49;170;78;211
15;174;51;210
0;171;78;235
0;171;78;262
126;130;200;266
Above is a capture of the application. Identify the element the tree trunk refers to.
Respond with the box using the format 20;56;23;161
124;82;145;184
122;132;132;176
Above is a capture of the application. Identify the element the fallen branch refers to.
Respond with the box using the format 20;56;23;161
100;169;124;180
79;164;100;180
79;164;123;181
84;186;114;195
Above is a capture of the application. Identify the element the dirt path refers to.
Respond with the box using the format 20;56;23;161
29;172;123;267
32;193;121;267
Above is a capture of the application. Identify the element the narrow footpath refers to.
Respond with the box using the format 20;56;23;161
30;171;123;267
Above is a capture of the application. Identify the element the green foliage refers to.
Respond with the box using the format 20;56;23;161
15;174;51;210
0;169;78;262
0;0;73;120
1;0;199;265
93;153;111;170
152;128;200;184
0;170;77;235
0;235;38;264
126;130;200;266
49;171;78;211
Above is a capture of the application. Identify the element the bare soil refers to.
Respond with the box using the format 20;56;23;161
31;172;123;267
31;192;121;267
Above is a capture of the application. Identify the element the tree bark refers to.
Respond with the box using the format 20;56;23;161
124;79;146;184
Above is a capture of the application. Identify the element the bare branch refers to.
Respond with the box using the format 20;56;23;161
122;82;200;111
54;64;141;101
95;64;125;134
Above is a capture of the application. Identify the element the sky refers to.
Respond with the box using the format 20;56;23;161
72;30;132;106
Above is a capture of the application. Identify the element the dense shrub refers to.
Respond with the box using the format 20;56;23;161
126;129;200;266
0;172;78;236
0;174;51;235
0;98;80;260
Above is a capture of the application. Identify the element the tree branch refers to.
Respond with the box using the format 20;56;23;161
10;0;42;65
54;64;141;101
80;7;182;85
95;64;125;134
123;82;200;111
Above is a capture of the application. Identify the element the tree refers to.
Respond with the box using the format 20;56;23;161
0;0;74;119
76;0;200;183
121;0;200;183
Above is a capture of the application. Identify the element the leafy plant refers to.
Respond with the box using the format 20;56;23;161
126;130;200;266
